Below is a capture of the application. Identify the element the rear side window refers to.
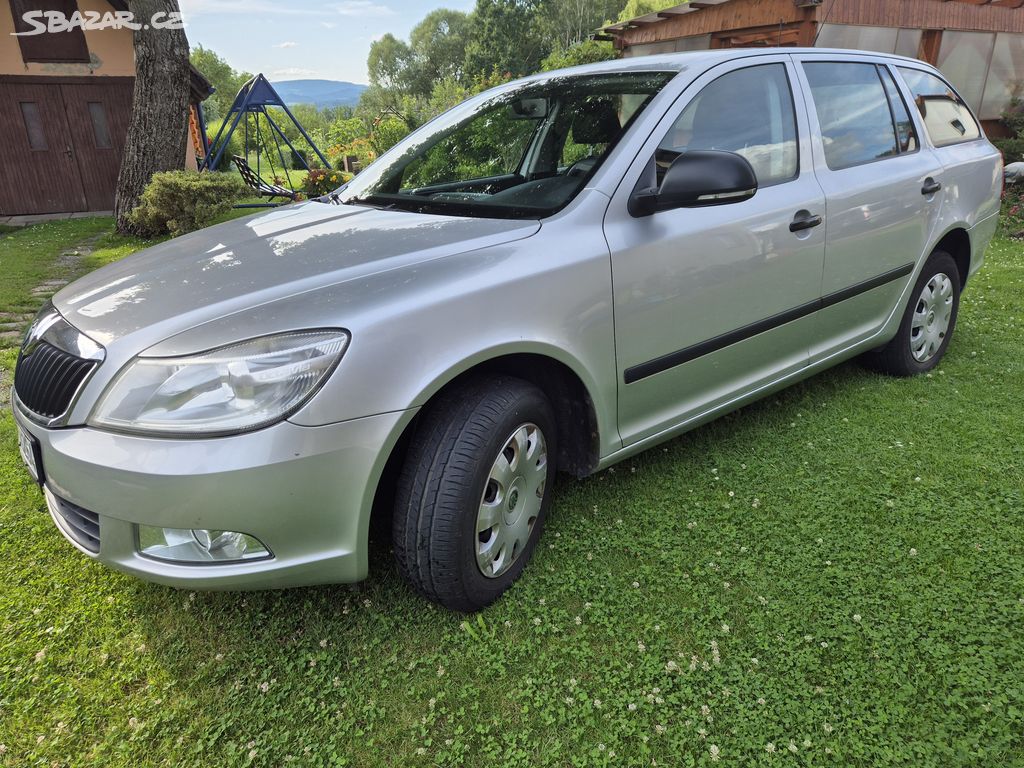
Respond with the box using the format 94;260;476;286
803;62;899;170
657;63;798;187
897;68;981;147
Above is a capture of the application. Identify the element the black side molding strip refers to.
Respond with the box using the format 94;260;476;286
623;262;915;385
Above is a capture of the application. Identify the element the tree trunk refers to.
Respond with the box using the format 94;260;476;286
114;0;190;234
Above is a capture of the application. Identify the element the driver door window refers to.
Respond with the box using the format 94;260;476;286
656;64;798;187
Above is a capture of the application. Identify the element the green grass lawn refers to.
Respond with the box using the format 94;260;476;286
0;220;1022;767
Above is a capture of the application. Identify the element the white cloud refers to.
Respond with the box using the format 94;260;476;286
271;67;320;80
273;41;298;48
331;1;394;17
320;21;337;29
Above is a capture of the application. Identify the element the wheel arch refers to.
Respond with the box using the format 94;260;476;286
930;226;972;288
367;346;606;547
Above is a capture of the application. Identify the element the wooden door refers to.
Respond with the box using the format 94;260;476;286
60;80;134;211
0;80;87;215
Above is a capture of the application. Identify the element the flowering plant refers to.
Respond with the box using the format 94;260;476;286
302;168;349;199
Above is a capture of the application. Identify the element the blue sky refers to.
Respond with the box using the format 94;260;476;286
178;0;475;84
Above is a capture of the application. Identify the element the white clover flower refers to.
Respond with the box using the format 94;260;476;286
910;548;918;556
721;623;730;633
709;744;720;761
637;641;646;652
248;749;258;760
593;699;602;708
803;739;812;748
824;722;834;733
259;681;270;694
533;617;541;625
853;614;862;623
632;581;640;588
765;742;776;753
574;615;582;625
655;724;666;735
598;743;606;751
788;742;798;753
757;697;766;706
697;727;707;739
415;747;426;756
628;702;637;711
820;641;829;649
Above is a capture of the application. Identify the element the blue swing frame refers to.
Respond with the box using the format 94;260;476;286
200;74;332;207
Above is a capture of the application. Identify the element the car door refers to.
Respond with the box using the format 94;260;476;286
792;55;947;361
604;56;826;446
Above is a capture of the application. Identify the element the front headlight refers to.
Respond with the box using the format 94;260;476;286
89;330;349;435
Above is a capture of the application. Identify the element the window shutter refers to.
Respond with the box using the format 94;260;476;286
9;0;91;64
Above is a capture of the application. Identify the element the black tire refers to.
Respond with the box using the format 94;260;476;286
861;250;961;377
392;375;557;612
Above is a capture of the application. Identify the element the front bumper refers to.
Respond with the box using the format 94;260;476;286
13;397;415;590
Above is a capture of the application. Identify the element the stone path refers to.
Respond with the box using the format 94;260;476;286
0;240;100;347
0;211;112;229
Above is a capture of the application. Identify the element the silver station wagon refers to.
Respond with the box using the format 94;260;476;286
13;49;1001;611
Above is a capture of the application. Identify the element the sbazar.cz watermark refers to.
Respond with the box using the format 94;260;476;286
12;10;184;35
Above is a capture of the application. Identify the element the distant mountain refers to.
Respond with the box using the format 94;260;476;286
270;79;367;109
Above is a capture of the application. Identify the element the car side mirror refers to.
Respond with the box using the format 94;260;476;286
628;150;758;217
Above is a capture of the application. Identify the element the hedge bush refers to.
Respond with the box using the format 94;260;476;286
128;171;248;238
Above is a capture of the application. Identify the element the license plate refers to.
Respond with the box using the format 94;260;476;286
17;423;42;485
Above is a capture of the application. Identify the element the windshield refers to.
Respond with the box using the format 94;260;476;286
335;71;675;219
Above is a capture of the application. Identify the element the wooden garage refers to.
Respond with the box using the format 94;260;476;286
599;0;1024;136
0;0;210;216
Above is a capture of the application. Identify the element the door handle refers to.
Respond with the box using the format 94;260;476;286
922;178;942;196
790;211;823;233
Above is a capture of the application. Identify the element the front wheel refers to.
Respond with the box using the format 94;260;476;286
861;250;961;377
392;375;556;612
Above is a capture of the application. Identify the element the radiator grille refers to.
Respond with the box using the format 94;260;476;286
14;341;97;420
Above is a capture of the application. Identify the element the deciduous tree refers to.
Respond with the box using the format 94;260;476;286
114;0;191;234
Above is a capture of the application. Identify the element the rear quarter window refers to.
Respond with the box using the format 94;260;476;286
897;68;981;147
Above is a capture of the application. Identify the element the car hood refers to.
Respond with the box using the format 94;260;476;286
53;202;539;350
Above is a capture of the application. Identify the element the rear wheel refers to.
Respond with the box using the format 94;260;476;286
861;250;961;377
393;375;556;611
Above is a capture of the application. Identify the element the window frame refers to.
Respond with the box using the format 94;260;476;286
895;65;985;150
801;59;921;172
653;61;802;190
877;64;920;158
8;0;91;64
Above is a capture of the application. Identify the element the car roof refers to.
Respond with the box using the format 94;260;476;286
523;47;932;83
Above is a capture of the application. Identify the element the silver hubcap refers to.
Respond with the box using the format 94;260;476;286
910;272;953;363
476;423;547;579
